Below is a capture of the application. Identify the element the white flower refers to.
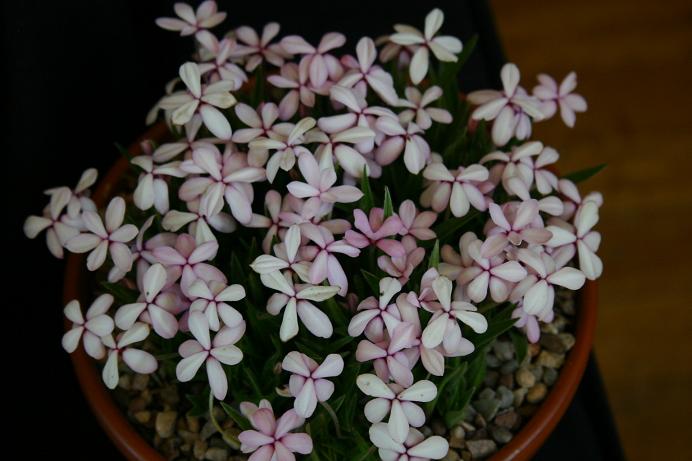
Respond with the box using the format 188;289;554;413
24;186;79;258
131;156;186;214
389;8;463;84
101;323;158;390
62;294;115;359
282;352;344;418
369;424;449;460
187;279;246;331
155;1;226;37
398;86;452;130
533;72;587;127
65;196;138;272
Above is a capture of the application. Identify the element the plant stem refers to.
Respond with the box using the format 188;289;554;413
320;401;342;438
208;391;240;449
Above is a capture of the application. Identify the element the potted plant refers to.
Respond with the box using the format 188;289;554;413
25;3;603;460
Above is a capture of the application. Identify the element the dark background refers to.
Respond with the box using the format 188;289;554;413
5;1;624;459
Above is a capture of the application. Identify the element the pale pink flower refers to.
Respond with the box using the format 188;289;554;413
238;402;313;460
101;323;158;389
395;292;445;376
481;141;549;199
533;72;587;127
375;117;430;174
62;294;115;359
153;233;227;296
176;311;244;400
195;31;248;89
232;103;286;166
179;143;266;224
307;122;377;179
287;150;363;205
162;198;236;245
230;23;288;71
421;276;487;356
249;117;315;182
282;352;344;417
159;62;236;139
511;249;586;316
245;190;286;253
338;37;398;104
277;195;351;233
131;156;185;214
378;236;425;284
152;116;218;163
114;263;180;338
404;267;441;312
397;200;437;241
369;424;449;461
389;8;463;84
356;322;417;387
65;196;138;272
458;238;528;303
24;186;79;258
467;63;544;146
422;163;489;217
267;62;323;120
512;306;541;343
186;279;245;331
281;33;346;87
250;224;309;275
259;270;339;341
44;167;98;226
357;374;437;443
348;277;403;341
345;208;406;257
301;223;360;295
155;1;226;37
398;86;452;130
482;199;552;258
557;179;604;220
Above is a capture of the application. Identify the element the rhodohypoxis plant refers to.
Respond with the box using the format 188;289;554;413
25;3;605;460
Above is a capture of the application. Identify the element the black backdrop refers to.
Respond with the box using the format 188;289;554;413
4;1;624;459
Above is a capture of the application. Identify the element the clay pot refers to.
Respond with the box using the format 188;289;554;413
63;123;598;461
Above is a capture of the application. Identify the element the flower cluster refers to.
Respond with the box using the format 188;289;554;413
26;4;602;460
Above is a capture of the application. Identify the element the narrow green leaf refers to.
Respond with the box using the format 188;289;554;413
510;329;528;364
219;401;251;431
563;163;607;183
383;187;393;218
428;239;440;269
360;269;381;295
433;210;480;243
359;167;374;211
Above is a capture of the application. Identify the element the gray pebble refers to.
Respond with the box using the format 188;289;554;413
492;341;514;361
490;426;513;444
500;359;518;375
449;425;466;448
204;447;228;461
543;367;558;386
465;439;497;458
483;370;499;387
496;386;514;409
494;410;520;430
539;334;567;354
485;353;500;368
473;398;500;422
478;388;496;401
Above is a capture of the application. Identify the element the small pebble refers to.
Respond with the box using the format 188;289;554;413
205;447;228;461
539;334;567;354
558;332;576;350
490;425;513;444
449;426;465;448
499;372;514;389
528;364;544;381
118;374;132;390
474;413;487;429
187;415;201;433
200;421;218;440
155;411;177;438
493;341;514;361
494;410;520;430
465;439;497;459
537;351;564;369
515;367;536;388
528;343;541;357
461;450;472;461
543;367;558;386
421;426;433;437
485;353;500;368
132;374;149;391
460;421;476;433
483;370;499;387
133;410;151;424
478;388;496;401
526;383;548;404
496;386;514;409
432;419;447;436
443;449;461;461
160;384;180;405
513;388;527;407
500;359;518;375
473;399;500;422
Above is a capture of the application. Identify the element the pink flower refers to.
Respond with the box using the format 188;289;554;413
375;117;430;174
101;323;158;389
232;103;283;163
348;277;403;341
153;233;227;296
267;62;323;120
338;37;398;104
422;163;489;217
187;279;245;331
155;1;226;37
162;198;236;245
378;236;425;284
397;200;437;240
512;306;541;343
395;292;445;376
369;424;449;460
356;322;417;387
301;223;360;295
195;31;248;89
62;294;115;359
230;23;288;71
557;179;604;220
345;208;406;257
179;144;265;224
131;156;185;214
281;33;346;87
44;167;98;226
245;190;285;253
308;122;377;179
152;116;218;163
159;62;236;139
249;117;315;182
533;72;587;127
259;270;339;341
511;249;586;316
482;199;552;258
287;150;363;205
357;374;437;443
398;86;452;130
481;141;550;199
24;186;79;259
176;311;244;400
250;225;309;279
467;63;544;146
114;263;180;339
389;8;463;84
282;352;344;417
238;401;313;461
65;196;138;272
421;276;487;355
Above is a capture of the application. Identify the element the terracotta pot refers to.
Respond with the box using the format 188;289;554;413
63;123;598;461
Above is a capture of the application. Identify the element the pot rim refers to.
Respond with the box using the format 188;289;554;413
63;123;597;461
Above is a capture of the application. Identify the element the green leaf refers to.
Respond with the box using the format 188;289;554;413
428;239;440;269
185;392;209;418
99;281;139;304
383;187;393;218
510;329;528;364
359;167;374;211
360;269;381;295
219;401;251;431
563;163;607;183
433;210;480;244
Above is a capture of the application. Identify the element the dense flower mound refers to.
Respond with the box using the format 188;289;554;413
25;3;602;460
